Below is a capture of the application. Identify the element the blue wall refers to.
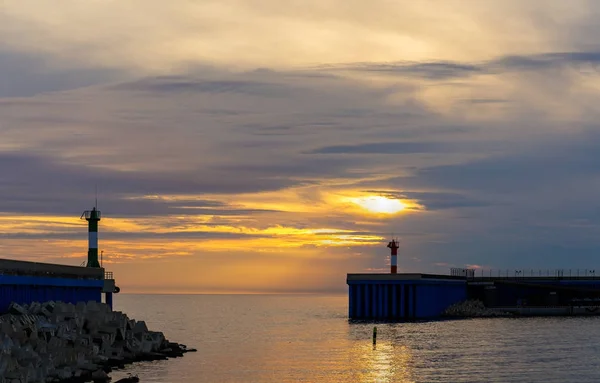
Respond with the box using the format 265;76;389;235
348;279;467;320
480;279;600;307
0;275;103;313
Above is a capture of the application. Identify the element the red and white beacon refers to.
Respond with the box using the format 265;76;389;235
387;239;399;274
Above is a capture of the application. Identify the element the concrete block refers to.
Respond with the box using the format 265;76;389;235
0;299;182;383
132;321;148;334
8;304;27;316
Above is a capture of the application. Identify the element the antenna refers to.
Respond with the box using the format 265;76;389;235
95;184;98;209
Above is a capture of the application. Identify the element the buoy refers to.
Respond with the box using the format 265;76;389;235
372;326;377;345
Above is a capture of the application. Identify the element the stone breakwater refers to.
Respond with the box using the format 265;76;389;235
0;301;195;383
442;299;513;318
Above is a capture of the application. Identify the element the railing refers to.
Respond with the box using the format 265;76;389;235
104;271;114;280
466;269;598;280
0;258;104;280
80;209;101;220
451;268;475;277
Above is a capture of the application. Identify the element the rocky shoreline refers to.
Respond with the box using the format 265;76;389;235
442;299;514;318
0;301;195;383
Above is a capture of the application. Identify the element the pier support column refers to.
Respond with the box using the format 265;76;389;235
365;284;371;318
400;284;405;319
392;284;397;319
406;284;417;319
406;285;413;319
356;284;362;318
377;284;385;319
105;292;113;310
382;284;388;318
371;284;379;319
348;285;354;318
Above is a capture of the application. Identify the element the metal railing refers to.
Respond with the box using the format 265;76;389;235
451;268;475;277
466;269;599;280
104;271;114;280
0;258;104;280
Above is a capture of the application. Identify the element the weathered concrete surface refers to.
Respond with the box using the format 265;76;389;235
442;299;513;318
0;301;194;383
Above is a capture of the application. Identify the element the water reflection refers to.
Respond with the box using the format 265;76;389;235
348;324;415;383
112;295;600;383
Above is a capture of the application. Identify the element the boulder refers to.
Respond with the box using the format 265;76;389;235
0;300;191;382
442;299;512;317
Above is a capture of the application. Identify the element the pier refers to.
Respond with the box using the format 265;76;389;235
347;270;600;320
347;273;466;320
0;258;118;312
0;205;119;313
347;241;600;320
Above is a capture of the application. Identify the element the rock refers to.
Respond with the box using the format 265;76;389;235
442;299;513;318
8;303;28;316
0;300;193;382
91;369;109;380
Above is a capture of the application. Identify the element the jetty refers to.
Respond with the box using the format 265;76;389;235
0;205;193;381
0;300;193;382
347;240;600;320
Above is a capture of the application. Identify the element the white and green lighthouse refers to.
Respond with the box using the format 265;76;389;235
81;207;101;268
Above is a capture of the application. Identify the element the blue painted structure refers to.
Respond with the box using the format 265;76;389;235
0;258;105;313
469;277;600;307
348;271;600;320
347;274;467;320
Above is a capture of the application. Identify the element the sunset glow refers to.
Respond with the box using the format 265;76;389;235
2;1;598;293
350;196;406;214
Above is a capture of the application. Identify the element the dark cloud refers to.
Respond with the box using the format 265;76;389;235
215;156;367;179
0;153;300;216
110;77;291;97
333;61;481;79
490;52;600;72
462;98;509;104
0;231;267;241
0;50;124;98
331;51;600;80
309;141;450;154
407;133;600;194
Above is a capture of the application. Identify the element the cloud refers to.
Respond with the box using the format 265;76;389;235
111;77;291;97
405;130;600;195
2;0;599;73
0;51;124;98
363;190;493;211
3;62;600;283
5;1;600;292
0;152;306;215
309;142;450;154
329;62;482;79
326;51;600;81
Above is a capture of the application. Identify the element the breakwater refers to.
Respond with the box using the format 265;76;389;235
442;299;512;318
0;300;195;383
347;271;600;320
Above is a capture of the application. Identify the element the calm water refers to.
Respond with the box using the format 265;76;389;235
110;294;600;383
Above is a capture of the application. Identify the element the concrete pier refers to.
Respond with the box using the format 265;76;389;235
0;258;106;312
347;273;467;320
348;270;600;320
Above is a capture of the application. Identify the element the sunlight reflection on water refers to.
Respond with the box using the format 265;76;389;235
110;294;600;383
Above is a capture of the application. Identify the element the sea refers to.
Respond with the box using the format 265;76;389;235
110;294;600;383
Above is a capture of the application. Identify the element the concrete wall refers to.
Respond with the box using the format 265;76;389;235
347;277;467;320
469;278;600;307
0;258;104;279
0;275;103;313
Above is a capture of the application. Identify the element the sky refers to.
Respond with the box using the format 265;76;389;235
2;1;600;293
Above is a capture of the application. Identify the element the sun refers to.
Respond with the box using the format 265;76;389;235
350;196;406;214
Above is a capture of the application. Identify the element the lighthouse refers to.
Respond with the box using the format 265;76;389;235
387;239;399;274
80;205;119;310
81;207;101;268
